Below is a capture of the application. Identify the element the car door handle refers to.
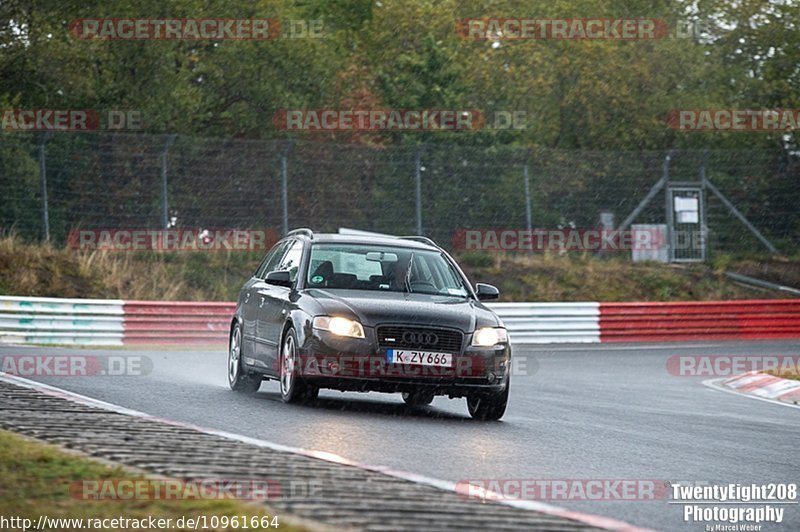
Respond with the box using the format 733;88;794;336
259;296;265;308
244;292;250;304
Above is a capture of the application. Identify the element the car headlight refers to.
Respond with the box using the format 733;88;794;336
313;316;365;339
471;327;508;347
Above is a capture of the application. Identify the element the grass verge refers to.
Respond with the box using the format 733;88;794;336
0;430;301;531
457;252;780;302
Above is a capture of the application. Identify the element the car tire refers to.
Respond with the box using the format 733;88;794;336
228;322;261;393
401;391;434;406
466;378;509;421
279;327;319;404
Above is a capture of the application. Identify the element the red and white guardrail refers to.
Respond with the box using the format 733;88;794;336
123;300;232;345
0;296;125;346
599;300;800;342
0;295;799;346
0;296;231;346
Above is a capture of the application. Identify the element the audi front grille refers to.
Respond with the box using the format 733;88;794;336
376;326;463;353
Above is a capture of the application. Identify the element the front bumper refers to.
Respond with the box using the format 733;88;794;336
296;326;511;398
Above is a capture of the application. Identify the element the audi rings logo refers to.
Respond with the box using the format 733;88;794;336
402;331;439;346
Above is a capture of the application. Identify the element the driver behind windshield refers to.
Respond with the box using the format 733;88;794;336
385;253;412;291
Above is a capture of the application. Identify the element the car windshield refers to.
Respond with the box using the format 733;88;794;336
307;243;469;297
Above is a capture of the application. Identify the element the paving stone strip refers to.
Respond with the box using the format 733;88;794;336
0;381;606;531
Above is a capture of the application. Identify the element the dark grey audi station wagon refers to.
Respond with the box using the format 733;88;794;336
227;229;511;420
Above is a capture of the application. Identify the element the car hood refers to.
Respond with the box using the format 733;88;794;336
305;288;501;332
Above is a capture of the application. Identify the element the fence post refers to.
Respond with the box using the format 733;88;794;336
160;135;176;229
699;150;709;260
37;132;51;243
523;149;532;234
663;153;673;261
280;140;295;236
414;144;425;235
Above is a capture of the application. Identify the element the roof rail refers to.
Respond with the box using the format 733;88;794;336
286;228;314;239
398;235;438;247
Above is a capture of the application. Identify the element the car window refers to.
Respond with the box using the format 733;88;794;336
306;243;468;296
256;240;290;279
421;253;466;295
310;248;383;281
276;240;303;282
414;254;434;282
253;248;275;278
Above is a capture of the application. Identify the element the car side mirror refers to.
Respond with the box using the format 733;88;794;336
265;270;292;287
475;283;499;301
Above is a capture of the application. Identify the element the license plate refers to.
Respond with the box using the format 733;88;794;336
386;349;453;367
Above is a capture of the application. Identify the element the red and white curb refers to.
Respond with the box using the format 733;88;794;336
704;371;800;409
0;372;650;532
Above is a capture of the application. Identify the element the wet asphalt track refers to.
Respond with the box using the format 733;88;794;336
1;339;798;531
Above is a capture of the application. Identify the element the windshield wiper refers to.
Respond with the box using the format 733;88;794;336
405;252;414;293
